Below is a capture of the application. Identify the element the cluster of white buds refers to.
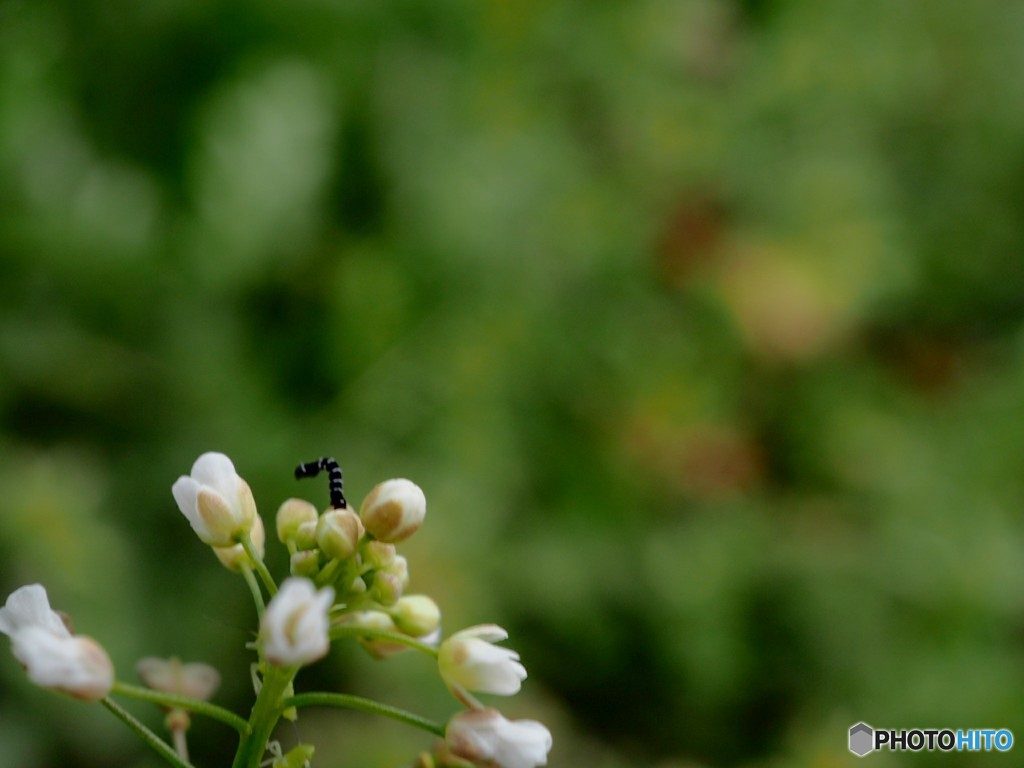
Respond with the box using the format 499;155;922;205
275;474;441;658
0;451;551;768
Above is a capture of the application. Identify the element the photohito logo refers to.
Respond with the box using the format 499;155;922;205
848;723;1013;757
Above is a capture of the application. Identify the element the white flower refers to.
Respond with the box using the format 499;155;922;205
0;585;114;700
438;625;527;696
136;657;221;701
261;578;334;666
359;478;426;543
172;452;258;547
446;708;552;768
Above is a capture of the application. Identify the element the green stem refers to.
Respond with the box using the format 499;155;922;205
231;663;297;768
112;681;251;735
240;531;277;597
283;692;446;738
241;564;266;617
101;696;196;768
313;557;345;589
329;625;439;657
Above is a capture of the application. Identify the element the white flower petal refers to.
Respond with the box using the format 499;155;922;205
137;656;221;701
11;626;114;700
0;584;70;639
446;709;552;768
172;476;209;539
451;624;509;644
190;452;239;497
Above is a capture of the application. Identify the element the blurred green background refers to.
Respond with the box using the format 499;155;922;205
3;0;1024;766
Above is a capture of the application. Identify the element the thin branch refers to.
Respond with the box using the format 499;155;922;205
112;681;251;735
101;697;196;768
283;692;446;738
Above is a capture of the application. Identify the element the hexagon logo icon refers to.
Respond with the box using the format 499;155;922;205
849;722;874;757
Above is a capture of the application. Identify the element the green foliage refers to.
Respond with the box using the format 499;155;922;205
2;0;1024;765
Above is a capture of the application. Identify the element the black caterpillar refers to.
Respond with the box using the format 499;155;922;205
294;457;347;509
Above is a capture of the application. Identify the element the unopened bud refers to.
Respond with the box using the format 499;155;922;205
347;576;367;596
293;520;318;551
371;571;404;606
276;499;318;543
290;550;321;579
388;555;410;588
359;479;426;543
361;540;396;569
196;480;257;546
172;453;258;547
391;595;441;638
317;508;364;560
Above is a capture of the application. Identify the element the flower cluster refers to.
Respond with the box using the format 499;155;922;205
0;451;551;768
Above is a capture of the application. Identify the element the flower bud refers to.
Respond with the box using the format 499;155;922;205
371;572;404;606
261;578;334;667
389;555;410;587
172;452;257;547
213;514;266;572
361;540;397;569
316;508;364;560
391;595;441;638
276;498;319;543
359;479;426;543
438;625;527;696
293;520;319;551
290;549;321;579
445;708;552;768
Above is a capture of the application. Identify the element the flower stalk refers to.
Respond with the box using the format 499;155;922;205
111;681;250;734
232;663;297;768
102;696;197;768
240;529;277;597
283;692;445;737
